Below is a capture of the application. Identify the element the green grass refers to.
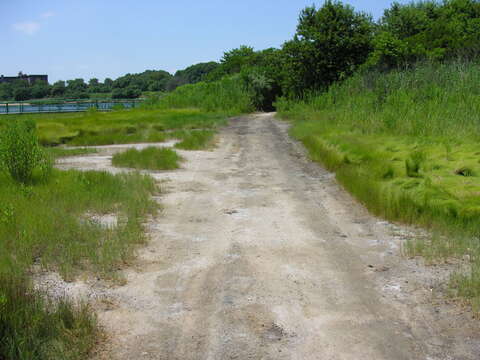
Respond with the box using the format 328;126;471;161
0;169;158;278
0;168;158;358
174;130;215;150
277;61;480;311
0;103;229;358
112;147;182;170
0;108;228;147
154;75;253;114
0;274;97;360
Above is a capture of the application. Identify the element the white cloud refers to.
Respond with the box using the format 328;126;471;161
41;11;55;18
12;22;41;35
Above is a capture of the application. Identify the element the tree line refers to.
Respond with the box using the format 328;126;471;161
0;62;219;101
205;0;480;110
3;0;479;105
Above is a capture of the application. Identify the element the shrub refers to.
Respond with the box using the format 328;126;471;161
0;119;51;184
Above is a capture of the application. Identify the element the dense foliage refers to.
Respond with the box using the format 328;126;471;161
0;64;219;101
2;1;479;107
163;0;480;111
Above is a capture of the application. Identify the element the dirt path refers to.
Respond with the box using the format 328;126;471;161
61;114;479;359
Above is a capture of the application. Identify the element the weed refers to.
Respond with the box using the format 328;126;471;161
455;166;475;177
0;168;158;357
0;273;97;360
0;119;51;184
406;150;426;178
174;130;215;150
112;147;182;170
278;61;480;311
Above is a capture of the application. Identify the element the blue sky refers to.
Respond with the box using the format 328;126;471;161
1;1;409;83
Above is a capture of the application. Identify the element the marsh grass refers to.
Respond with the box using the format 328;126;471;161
153;75;253;114
278;61;480;310
0;168;157;358
174;130;216;150
0;105;227;358
112;147;182;170
0;109;228;147
0;274;97;360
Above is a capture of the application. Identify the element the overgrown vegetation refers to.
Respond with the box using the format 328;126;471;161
0;120;158;358
0;119;52;184
155;76;253;113
174;130;216;150
0;109;227;147
2;0;480;355
0;64;220;101
0;275;97;360
112;147;182;170
277;60;480;311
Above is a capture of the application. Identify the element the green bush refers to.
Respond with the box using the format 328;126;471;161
0;119;51;184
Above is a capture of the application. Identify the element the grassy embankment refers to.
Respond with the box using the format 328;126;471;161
277;61;480;310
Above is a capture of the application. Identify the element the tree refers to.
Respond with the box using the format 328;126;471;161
66;78;87;92
174;62;219;84
0;83;13;100
51;81;66;97
13;87;31;101
206;46;257;81
31;80;50;99
103;78;114;91
369;0;480;68
282;1;374;97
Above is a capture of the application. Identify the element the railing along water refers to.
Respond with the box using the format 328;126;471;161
0;98;143;115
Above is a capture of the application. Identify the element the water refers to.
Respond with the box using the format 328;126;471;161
0;100;141;114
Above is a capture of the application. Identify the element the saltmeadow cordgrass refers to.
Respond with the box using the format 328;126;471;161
174;130;216;150
277;61;480;310
0;109;228;147
0;169;158;278
112;147;182;170
0;273;97;360
0;168;158;358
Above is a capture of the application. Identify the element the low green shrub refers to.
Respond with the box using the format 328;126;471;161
0;119;52;184
112;147;182;170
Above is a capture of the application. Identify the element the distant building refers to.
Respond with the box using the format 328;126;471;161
0;72;48;85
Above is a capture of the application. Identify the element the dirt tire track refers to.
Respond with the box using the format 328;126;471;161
86;113;480;359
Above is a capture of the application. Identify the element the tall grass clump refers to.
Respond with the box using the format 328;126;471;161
0;165;157;358
0;273;97;360
0;119;52;184
112;147;182;170
174;130;215;150
277;60;480;310
155;75;253;114
278;61;480;139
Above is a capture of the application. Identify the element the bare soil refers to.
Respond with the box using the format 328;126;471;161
56;113;480;359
